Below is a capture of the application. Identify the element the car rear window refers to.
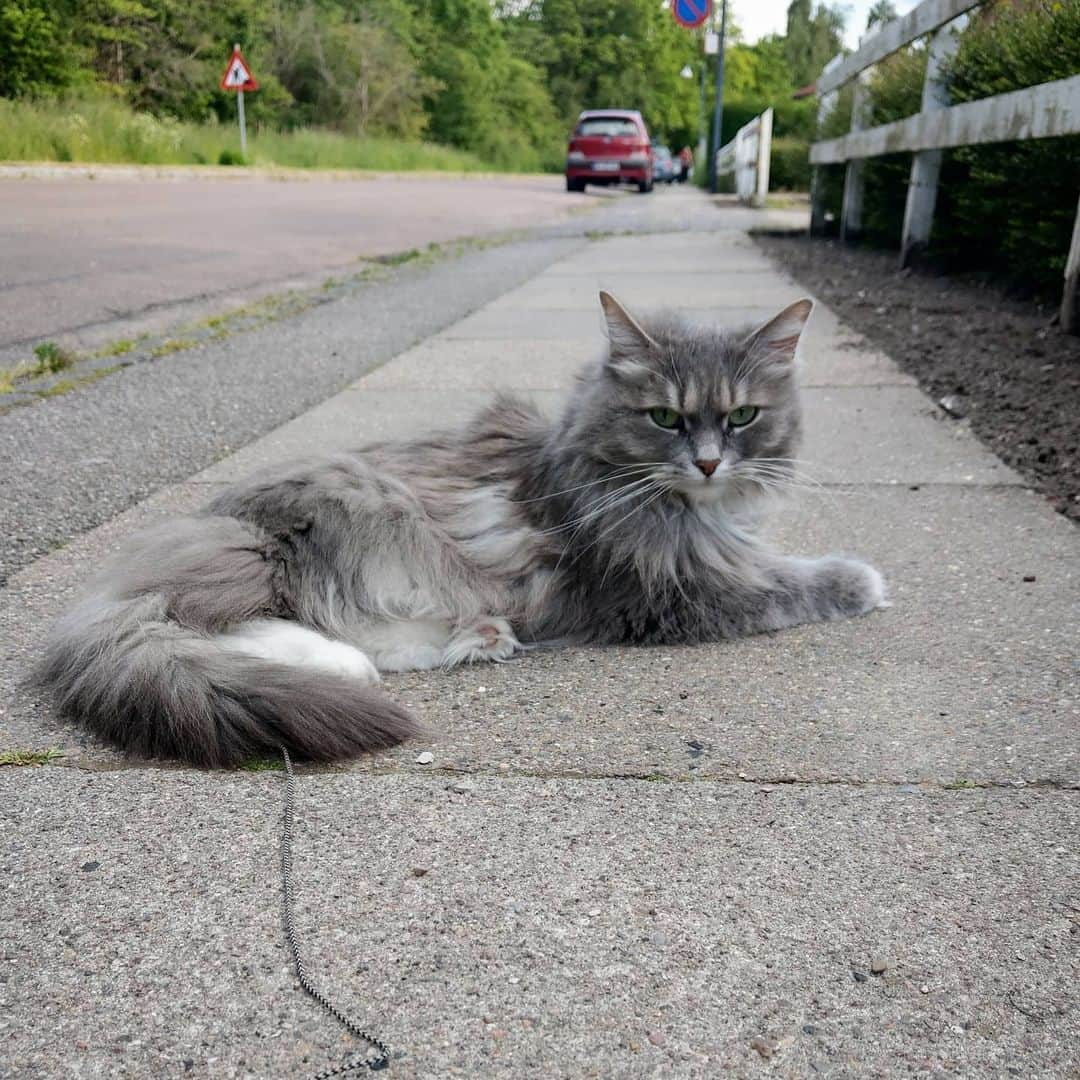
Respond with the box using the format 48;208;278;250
576;118;639;138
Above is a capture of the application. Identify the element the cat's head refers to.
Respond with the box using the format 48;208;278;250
575;291;813;504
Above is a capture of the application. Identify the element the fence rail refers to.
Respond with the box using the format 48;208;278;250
810;75;1080;163
808;0;1080;332
714;107;773;207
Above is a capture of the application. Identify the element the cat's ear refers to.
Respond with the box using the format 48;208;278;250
599;291;658;358
742;298;814;364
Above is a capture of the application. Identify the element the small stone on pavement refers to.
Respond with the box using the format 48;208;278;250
750;1037;774;1059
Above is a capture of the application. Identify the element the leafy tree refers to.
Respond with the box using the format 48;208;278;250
0;1;81;96
503;0;702;148
866;1;898;32
784;0;845;87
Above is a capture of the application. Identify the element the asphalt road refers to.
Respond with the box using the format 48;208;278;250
0;171;591;355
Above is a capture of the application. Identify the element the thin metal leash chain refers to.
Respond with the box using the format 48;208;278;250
279;746;391;1075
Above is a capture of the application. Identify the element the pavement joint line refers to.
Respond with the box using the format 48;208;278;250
23;757;1080;792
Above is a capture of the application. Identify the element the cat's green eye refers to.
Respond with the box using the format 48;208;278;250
648;407;682;430
727;405;759;428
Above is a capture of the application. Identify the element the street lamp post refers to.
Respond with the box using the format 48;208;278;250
708;0;728;194
697;63;707;167
680;63;705;172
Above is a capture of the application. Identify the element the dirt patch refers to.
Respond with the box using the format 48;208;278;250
755;233;1080;522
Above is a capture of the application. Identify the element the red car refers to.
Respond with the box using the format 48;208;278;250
565;110;653;194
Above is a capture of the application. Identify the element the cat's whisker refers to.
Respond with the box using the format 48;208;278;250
548;471;670;526
538;476;660;537
571;481;672;570
516;463;672;505
551;478;670;578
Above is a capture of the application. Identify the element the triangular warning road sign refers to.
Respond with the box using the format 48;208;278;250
220;48;258;92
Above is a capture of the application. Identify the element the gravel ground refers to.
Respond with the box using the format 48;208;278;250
755;233;1080;522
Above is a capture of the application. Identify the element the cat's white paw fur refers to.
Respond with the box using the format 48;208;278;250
442;618;520;667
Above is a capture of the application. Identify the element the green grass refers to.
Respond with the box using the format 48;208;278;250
0;365;24;394
0;747;64;767
92;337;137;359
147;337;197;359
237;756;285;772
0;94;500;173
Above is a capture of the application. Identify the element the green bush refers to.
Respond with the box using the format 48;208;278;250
935;0;1080;293
815;0;1080;295
769;136;812;191
722;96;816;145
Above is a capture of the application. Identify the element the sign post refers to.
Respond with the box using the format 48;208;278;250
219;44;259;158
672;2;726;191
708;0;728;194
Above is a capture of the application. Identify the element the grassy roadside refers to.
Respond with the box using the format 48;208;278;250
0;232;524;414
0;95;500;173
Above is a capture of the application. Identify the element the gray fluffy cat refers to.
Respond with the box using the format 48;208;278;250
36;292;885;766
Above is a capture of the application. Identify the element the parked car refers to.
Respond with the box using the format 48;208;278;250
652;145;676;184
565;110;653;193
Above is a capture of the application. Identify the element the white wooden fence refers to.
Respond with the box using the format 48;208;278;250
808;0;1080;333
715;107;773;207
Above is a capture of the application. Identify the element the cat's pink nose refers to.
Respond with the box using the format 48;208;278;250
694;458;721;478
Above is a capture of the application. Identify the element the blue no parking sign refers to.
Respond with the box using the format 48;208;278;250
672;0;711;29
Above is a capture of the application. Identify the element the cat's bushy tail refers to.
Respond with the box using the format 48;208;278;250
32;516;422;768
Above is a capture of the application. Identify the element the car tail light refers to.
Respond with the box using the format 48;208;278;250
567;150;586;163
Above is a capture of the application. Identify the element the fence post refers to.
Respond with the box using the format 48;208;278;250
899;26;959;267
1063;192;1080;334
840;76;871;243
810;56;842;236
753;107;773;207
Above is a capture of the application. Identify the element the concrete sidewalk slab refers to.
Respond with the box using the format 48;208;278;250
489;275;800;312
356;311;916;393
355;339;597;392
442;307;789;341
2;768;1076;1079
352;336;914;392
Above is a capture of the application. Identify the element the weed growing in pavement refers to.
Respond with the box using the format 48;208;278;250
148;337;197;359
0;748;64;766
0;365;27;394
38;366;122;397
93;338;137;358
32;342;75;375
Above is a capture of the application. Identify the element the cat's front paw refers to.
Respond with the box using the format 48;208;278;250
815;556;888;618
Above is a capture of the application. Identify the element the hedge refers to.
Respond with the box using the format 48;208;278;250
812;0;1080;298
